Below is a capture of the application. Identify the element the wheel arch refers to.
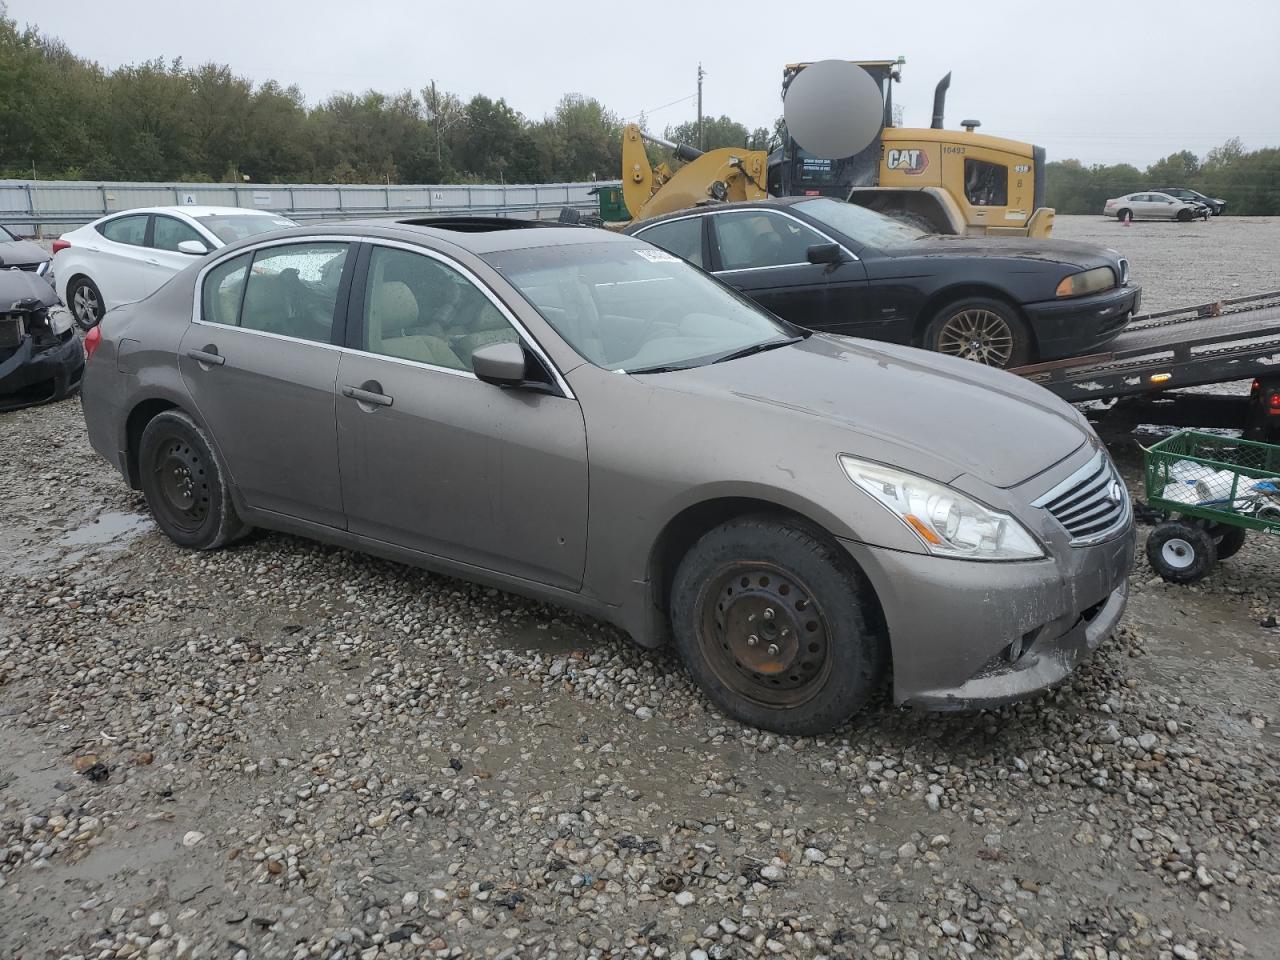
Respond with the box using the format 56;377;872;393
123;396;193;489
641;495;888;651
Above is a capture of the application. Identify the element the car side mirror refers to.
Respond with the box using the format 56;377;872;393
806;242;845;265
177;239;209;255
472;341;528;387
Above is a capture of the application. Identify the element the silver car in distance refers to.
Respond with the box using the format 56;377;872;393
80;217;1134;734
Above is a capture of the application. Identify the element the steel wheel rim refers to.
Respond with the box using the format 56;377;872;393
73;285;100;325
697;561;833;709
1160;538;1195;570
152;438;210;533
937;309;1014;366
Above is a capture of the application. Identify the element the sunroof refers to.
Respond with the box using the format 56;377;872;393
397;216;562;232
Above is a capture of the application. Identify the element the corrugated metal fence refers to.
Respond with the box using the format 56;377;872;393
0;179;618;235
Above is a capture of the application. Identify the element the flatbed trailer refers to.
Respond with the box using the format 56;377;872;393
1011;291;1280;440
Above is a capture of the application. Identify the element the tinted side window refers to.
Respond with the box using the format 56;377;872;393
964;159;1009;207
636;218;703;267
239;243;349;344
201;253;251;326
361;246;518;372
713;212;826;270
98;215;149;246
153;216;206;252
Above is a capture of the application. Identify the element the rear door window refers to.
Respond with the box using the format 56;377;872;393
635;218;704;267
238;243;350;344
98;215;149;246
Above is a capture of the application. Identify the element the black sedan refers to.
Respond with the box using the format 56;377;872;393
626;197;1140;369
1;269;84;411
1153;187;1226;216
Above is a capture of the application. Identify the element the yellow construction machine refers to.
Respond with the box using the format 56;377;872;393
610;58;1055;238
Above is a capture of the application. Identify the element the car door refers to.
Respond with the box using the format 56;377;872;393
706;209;871;336
335;241;588;590
178;239;352;528
91;214;153;308
146;214;213;295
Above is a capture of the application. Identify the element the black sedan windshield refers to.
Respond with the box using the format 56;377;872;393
797;197;925;247
486;241;794;372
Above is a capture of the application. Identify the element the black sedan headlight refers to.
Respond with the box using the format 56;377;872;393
1055;266;1116;298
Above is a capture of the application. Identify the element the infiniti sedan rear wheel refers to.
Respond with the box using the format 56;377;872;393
925;297;1032;369
138;410;249;550
670;516;886;735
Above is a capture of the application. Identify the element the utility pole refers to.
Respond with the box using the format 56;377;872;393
696;63;705;151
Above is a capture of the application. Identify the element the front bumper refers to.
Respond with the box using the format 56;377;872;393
840;522;1134;710
1024;284;1141;360
0;331;85;411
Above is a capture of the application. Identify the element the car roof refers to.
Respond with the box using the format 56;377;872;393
627;197;814;230
215;217;641;256
100;205;290;219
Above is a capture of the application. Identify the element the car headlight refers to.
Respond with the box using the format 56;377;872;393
1055;266;1116;298
839;456;1044;561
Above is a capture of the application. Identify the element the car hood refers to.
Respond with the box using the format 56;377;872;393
0;238;51;267
0;268;58;307
883;235;1116;269
644;334;1089;489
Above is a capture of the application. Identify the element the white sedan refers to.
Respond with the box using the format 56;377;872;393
1102;192;1210;223
53;206;298;329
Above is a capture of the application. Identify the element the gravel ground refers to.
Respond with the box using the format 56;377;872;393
2;219;1278;960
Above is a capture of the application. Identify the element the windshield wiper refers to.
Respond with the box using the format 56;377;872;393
625;362;700;375
711;336;805;365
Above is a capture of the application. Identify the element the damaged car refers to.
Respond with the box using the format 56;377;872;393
1;224;53;280
81;219;1134;735
1;269;84;411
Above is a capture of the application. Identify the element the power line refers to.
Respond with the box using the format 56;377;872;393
623;92;696;122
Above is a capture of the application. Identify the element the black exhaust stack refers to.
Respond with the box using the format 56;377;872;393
931;72;952;129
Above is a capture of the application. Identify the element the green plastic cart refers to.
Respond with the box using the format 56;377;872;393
1144;429;1280;582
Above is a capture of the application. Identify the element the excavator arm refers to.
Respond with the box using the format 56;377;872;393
620;124;769;224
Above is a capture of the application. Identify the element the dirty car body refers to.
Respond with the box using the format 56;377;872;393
80;219;1133;732
0;269;83;411
0;224;53;279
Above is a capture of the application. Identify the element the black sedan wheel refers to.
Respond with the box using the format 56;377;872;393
925;297;1032;369
68;275;105;330
138;410;249;550
670;516;885;735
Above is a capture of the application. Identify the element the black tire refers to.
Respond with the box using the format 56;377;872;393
1146;520;1216;583
67;275;105;331
669;516;886;735
1176;208;1192;222
923;296;1033;369
1116;208;1132;222
1210;524;1247;561
138;410;248;550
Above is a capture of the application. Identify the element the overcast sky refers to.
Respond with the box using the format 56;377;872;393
7;0;1278;169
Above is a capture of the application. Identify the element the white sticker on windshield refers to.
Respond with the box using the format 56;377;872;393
635;249;679;263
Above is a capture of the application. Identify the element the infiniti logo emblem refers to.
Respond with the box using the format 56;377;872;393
1106;480;1123;505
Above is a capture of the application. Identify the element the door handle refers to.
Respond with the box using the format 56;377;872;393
341;382;393;408
145;258;161;265
186;346;225;367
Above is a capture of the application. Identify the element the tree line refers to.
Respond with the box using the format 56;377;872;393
3;7;1276;215
1046;142;1280;216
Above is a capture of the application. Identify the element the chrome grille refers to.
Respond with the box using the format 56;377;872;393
1033;451;1129;545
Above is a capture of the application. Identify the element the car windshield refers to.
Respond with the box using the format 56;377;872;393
795;197;925;247
196;213;298;243
486;240;798;373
